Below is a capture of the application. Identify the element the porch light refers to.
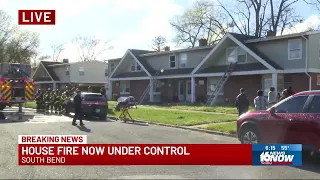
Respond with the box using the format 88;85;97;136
160;69;164;73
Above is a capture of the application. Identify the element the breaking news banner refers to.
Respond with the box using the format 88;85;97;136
18;135;254;166
252;144;302;166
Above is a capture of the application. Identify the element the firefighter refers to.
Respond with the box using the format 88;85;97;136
50;90;55;113
60;92;68;114
35;89;42;112
54;90;61;113
44;88;51;112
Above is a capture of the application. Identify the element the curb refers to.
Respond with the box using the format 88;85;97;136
108;116;237;138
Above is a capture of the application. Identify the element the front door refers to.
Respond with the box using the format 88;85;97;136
178;80;185;101
186;80;191;102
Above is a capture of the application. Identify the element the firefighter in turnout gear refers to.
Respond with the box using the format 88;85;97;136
60;92;68;114
50;90;55;113
44;89;51;112
54;90;61;113
35;89;43;112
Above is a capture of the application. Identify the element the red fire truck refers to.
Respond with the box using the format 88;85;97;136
0;63;34;110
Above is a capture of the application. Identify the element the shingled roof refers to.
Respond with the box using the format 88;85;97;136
40;61;62;81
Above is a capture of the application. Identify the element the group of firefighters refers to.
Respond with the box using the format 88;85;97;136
34;86;77;114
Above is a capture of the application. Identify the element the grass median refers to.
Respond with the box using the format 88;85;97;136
22;102;238;126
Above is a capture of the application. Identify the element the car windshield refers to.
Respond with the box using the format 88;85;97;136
83;94;106;101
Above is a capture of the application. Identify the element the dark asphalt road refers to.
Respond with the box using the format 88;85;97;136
0;107;319;179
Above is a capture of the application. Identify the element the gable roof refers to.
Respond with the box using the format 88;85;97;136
40;61;62;81
230;33;283;70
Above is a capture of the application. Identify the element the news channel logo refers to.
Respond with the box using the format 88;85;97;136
252;144;302;166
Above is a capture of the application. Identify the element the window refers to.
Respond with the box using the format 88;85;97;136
237;48;247;63
110;63;115;72
153;80;161;92
227;47;237;63
307;96;320;113
169;55;176;68
79;67;84;76
226;47;247;64
66;66;69;75
130;61;141;72
84;94;106;102
120;81;130;93
288;39;302;60
179;53;187;68
317;75;320;86
275;96;308;113
207;78;224;95
105;68;108;76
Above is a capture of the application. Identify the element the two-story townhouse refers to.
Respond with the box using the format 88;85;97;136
107;31;320;105
33;59;108;90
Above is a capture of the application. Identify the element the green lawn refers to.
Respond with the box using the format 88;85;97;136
202;122;237;134
140;103;254;114
22;101;238;126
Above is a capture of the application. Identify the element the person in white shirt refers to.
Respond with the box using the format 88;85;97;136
268;87;277;105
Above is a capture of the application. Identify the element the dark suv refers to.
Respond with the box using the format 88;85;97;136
65;92;108;120
237;90;320;157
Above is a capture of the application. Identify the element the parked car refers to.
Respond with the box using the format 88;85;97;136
237;90;320;157
65;92;108;120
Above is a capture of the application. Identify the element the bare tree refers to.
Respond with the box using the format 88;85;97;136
72;36;112;61
151;35;167;51
170;0;228;48
217;0;306;37
50;43;64;62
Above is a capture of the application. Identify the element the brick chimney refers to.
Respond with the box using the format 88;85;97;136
199;39;208;46
266;31;276;37
62;59;69;63
164;46;170;51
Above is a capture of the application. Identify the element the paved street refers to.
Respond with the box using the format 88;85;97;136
0;107;318;179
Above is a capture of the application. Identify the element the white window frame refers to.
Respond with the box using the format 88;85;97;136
153;80;161;94
169;55;176;69
104;68;108;76
130;61;141;72
179;53;187;68
317;75;320;86
226;47;247;64
207;78;224;95
288;38;302;60
79;67;84;76
120;81;130;94
66;66;70;75
110;63;115;72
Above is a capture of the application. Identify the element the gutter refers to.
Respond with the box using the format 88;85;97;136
301;34;312;90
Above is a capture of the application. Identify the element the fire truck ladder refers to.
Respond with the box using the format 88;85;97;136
137;70;161;105
206;62;237;106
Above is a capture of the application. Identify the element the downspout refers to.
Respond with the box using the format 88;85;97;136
301;34;312;90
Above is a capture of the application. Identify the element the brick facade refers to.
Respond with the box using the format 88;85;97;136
224;75;262;105
111;73;319;104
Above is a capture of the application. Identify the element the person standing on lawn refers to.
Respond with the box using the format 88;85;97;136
268;87;277;106
235;88;250;116
254;90;268;111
